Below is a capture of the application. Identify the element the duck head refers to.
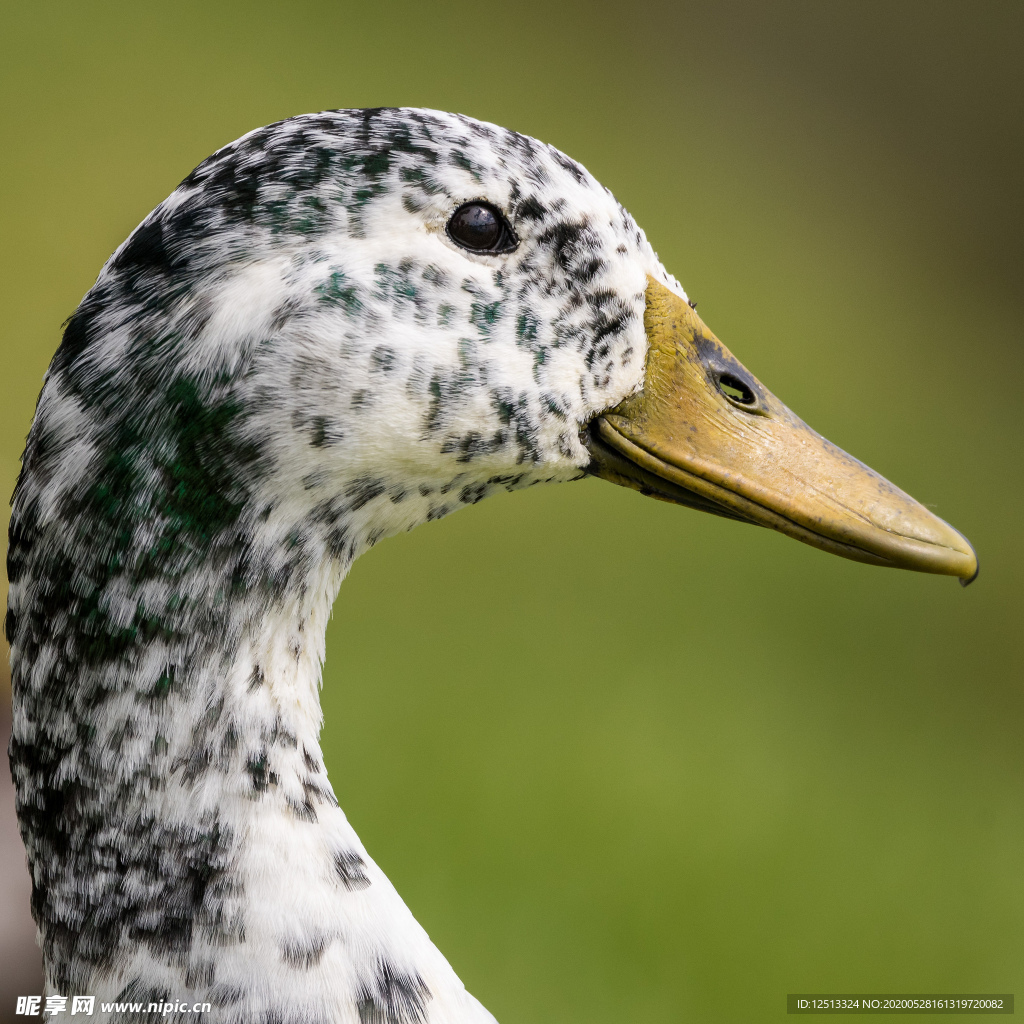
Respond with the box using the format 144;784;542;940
42;107;975;591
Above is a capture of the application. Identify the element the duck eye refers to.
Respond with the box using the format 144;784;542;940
446;202;517;254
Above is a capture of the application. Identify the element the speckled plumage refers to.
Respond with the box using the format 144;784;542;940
8;108;685;1023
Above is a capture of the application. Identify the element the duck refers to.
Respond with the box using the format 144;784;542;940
7;108;977;1024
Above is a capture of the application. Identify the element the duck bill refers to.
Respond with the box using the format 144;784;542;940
584;277;978;583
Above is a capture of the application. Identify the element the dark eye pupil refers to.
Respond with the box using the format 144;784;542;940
447;202;513;252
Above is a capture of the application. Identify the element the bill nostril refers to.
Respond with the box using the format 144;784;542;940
717;372;756;407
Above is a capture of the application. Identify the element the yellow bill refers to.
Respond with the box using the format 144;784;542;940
585;277;978;584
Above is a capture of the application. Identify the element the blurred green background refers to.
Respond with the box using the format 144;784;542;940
2;2;1022;1021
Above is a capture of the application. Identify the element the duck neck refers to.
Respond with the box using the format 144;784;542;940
10;540;483;1019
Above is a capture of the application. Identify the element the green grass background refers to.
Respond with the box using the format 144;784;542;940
2;2;1022;1021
